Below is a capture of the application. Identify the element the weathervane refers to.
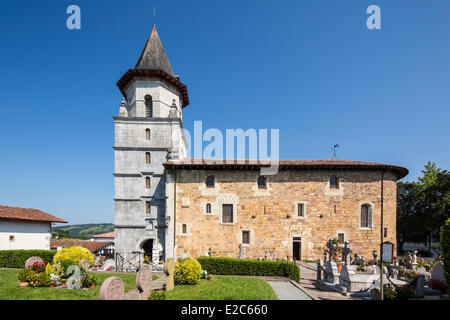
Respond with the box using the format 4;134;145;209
332;144;339;159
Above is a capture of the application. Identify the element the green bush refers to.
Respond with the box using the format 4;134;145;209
35;272;52;287
18;268;34;282
53;246;94;265
440;218;450;293
174;258;202;285
197;257;301;283
0;250;56;268
149;290;166;300
81;273;97;288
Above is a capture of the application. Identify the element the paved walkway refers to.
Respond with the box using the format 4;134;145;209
267;281;312;300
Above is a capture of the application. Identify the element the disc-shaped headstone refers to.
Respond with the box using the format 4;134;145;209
136;265;152;292
99;277;124;300
25;256;43;269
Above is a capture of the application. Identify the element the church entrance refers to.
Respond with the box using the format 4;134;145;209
292;237;301;261
142;239;153;262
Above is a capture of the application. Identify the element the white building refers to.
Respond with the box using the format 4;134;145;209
90;232;115;242
0;205;67;250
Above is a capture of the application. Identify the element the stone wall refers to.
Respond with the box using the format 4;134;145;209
172;169;397;261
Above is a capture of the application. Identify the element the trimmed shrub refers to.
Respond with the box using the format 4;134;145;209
197;257;301;283
18;268;35;282
53;246;94;266
440;218;450;293
0;250;56;269
174;258;202;285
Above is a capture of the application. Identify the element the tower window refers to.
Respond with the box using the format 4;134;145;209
330;175;339;189
297;203;305;217
146;201;150;214
222;204;233;223
242;230;250;245
338;233;345;244
360;204;373;228
145;95;153;118
182;224;187;234
145;129;151;140
206;203;211;214
384;228;388;237
257;176;266;189
145;152;151;164
206;175;215;188
145;177;151;189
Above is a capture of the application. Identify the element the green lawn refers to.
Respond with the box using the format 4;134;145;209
0;269;157;300
165;276;278;300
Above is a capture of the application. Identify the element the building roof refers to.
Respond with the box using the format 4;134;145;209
0;205;67;223
50;240;113;253
135;24;174;76
163;159;409;180
92;232;114;238
117;25;189;107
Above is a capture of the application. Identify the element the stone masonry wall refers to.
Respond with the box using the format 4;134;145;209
173;169;397;261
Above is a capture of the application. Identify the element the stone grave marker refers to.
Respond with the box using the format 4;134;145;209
136;265;153;300
78;259;90;270
99;277;124;300
431;262;445;282
164;258;175;291
25;256;43;269
102;259;115;271
66;265;82;289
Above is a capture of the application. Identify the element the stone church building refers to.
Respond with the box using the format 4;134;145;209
114;25;408;264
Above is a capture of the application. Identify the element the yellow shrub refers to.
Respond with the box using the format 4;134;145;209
45;263;54;275
53;246;94;265
174;258;202;285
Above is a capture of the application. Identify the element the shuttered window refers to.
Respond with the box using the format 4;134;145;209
222;204;233;223
298;203;304;217
145;95;153;118
206;203;211;213
242;231;250;244
361;204;372;228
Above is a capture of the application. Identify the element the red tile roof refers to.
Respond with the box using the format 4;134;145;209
92;232;114;238
164;159;408;179
50;240;113;253
0;205;67;223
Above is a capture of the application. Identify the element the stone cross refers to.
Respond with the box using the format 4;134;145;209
372;250;378;264
208;248;212;257
136;265;152;300
342;241;352;265
100;276;124;300
238;244;242;259
271;252;275;261
264;251;268;260
327;239;334;261
242;248;246;260
164;258;175;291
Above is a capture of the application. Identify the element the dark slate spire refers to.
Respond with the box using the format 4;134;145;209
135;24;174;76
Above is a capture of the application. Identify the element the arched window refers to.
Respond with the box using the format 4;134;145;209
145;129;151;140
330;175;339;189
146;201;150;214
145;177;151;189
145;95;153;118
182;224;187;234
145;152;151;164
206;175;215;188
360;204;372;228
206;203;211;213
257;176;266;189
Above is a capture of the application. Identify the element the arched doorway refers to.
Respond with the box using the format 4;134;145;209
142;239;153;262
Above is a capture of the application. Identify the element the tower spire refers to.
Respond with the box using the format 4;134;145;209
135;24;174;76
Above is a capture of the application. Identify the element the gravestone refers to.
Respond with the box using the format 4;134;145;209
342;241;352;265
25;256;43;269
417;274;425;297
325;261;340;284
78;259;90;270
431;262;445;282
208;248;211;257
353;254;365;266
66;265;82;289
102;259;115;271
164;258;175;291
238;244;242;259
99;277;124;300
242;248;246;260
136;265;153;300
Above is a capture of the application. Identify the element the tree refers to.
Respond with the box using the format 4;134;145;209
397;162;450;253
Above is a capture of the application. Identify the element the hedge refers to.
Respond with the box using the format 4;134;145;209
0;250;56;268
197;257;300;283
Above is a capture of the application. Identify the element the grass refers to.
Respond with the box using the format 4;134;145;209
0;268;158;300
165;276;278;300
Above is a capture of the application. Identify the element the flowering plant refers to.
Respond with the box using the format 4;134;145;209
29;261;48;273
428;279;447;294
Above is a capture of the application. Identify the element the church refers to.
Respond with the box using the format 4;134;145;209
113;25;408;265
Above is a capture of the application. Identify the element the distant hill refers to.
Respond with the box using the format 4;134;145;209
53;223;114;238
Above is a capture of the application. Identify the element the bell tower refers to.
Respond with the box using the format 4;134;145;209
113;25;189;266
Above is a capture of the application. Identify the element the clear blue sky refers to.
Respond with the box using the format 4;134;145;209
0;0;449;224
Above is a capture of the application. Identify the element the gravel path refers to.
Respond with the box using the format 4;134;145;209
267;281;312;300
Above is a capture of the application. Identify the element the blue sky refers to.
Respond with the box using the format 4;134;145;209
0;0;449;224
